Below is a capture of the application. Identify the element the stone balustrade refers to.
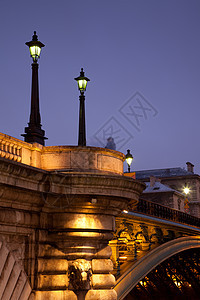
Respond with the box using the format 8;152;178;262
0;139;22;162
0;132;125;175
0;132;40;167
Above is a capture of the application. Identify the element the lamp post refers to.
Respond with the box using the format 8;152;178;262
125;149;133;173
183;185;190;214
74;68;90;146
22;31;47;145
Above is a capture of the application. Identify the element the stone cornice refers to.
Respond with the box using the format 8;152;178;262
0;156;145;212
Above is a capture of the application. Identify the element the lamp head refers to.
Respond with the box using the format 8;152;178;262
74;68;90;94
26;31;45;62
125;149;133;167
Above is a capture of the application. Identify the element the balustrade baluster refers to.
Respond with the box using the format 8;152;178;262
135;198;200;228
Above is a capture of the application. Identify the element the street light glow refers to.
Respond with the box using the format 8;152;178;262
77;79;88;92
125;149;133;173
74;68;90;94
183;187;190;195
29;45;42;61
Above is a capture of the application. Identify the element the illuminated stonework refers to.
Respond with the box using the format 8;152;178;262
0;132;145;299
0;132;125;174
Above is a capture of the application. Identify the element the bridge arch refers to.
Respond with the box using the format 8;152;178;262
114;235;200;300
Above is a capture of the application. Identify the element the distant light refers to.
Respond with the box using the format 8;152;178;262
183;187;190;195
174;281;181;287
139;281;147;286
118;237;128;242
119;256;127;260
123;210;128;214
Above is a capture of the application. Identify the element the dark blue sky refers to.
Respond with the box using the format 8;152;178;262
0;1;200;173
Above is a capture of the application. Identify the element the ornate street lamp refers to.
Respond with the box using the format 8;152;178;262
22;31;47;145
26;31;45;62
74;68;90;146
125;149;133;173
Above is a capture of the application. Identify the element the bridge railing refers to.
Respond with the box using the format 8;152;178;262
134;198;200;228
0;139;22;162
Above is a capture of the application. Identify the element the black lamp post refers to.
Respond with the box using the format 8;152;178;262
125;149;133;173
22;31;47;145
74;68;90;146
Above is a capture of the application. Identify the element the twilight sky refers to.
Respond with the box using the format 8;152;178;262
0;1;200;173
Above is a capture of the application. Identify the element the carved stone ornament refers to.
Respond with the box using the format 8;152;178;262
68;259;92;290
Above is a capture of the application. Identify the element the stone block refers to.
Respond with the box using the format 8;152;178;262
38;229;48;241
38;258;68;272
92;259;113;273
98;154;123;174
52;213;114;231
38;274;68;289
91;274;115;289
85;289;117;300
35;290;77;300
38;244;65;257
95;245;112;258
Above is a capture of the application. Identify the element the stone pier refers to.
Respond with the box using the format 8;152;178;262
0;136;145;299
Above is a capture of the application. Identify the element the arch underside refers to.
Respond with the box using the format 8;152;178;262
114;236;200;299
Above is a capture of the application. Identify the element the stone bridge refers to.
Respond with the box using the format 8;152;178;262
0;134;200;299
112;206;200;299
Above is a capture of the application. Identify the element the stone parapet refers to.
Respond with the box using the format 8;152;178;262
41;146;124;174
0;132;42;167
41;146;125;175
0;133;126;175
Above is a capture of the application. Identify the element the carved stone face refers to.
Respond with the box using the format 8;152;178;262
68;259;92;291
